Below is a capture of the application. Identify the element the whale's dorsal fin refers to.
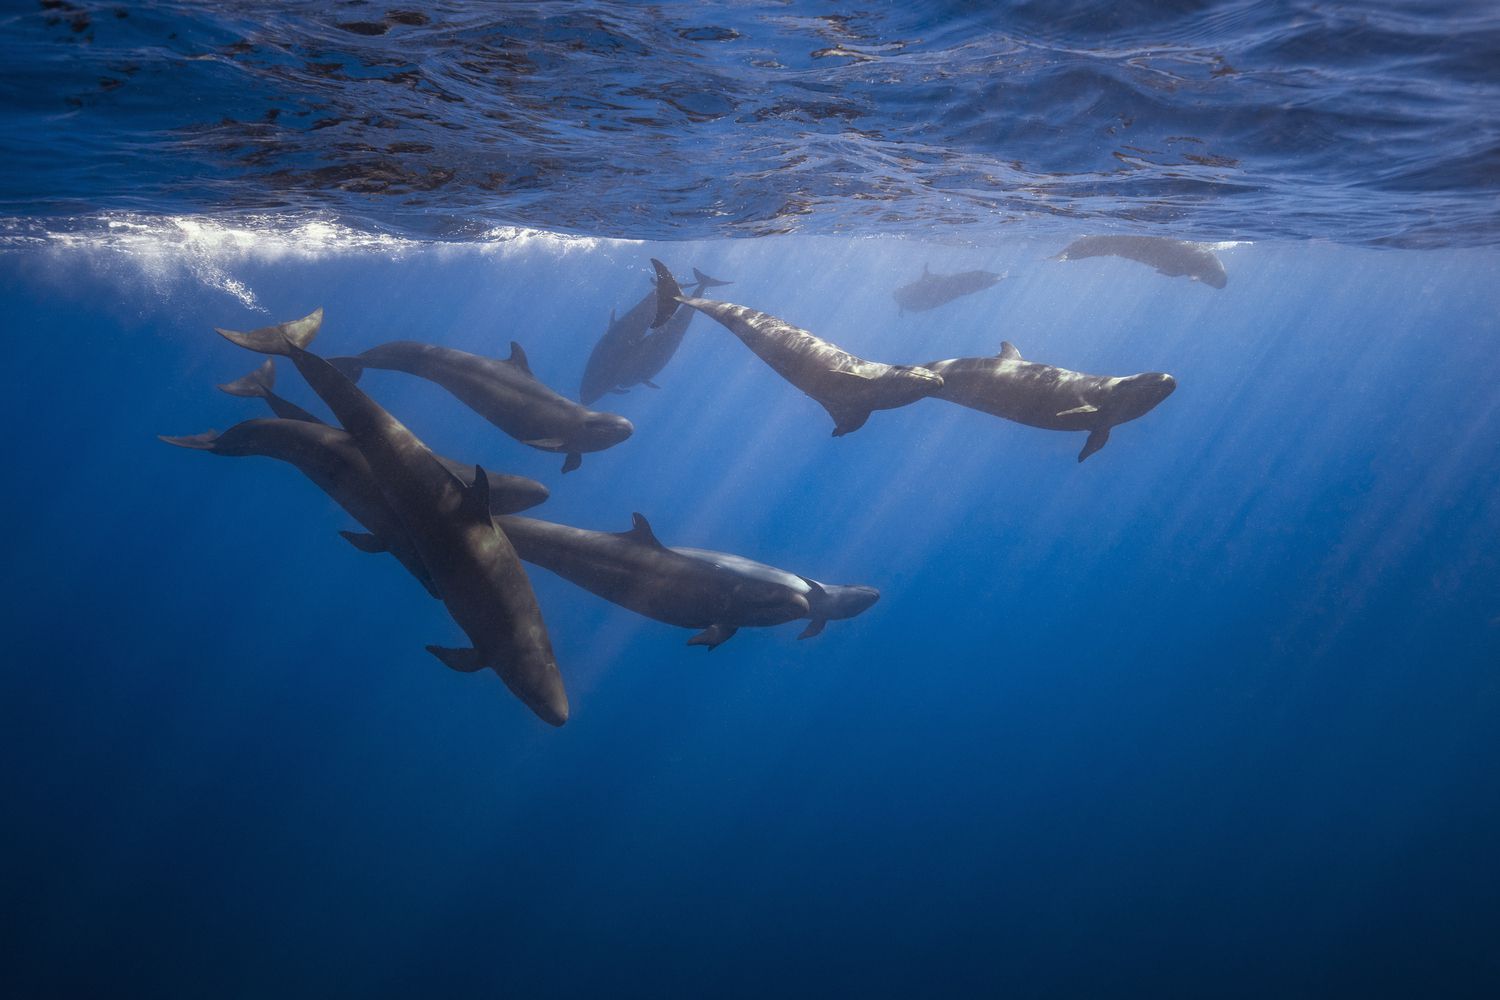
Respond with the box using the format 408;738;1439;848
623;512;665;549
506;342;533;377
998;341;1022;361
461;465;493;517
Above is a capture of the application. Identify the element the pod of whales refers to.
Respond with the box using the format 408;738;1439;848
1055;235;1228;288
330;340;633;473
650;258;944;436
168;233;1194;727
213;310;571;727
923;341;1177;462
497;513;811;648
579;267;730;404
892;264;1004;315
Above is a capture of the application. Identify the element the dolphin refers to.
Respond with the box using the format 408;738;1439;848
650;259;944;436
671;548;879;639
1054;235;1228;288
580;267;730;404
496;513;811;649
892;264;1005;315
215;310;570;727
329;341;633;473
923;341;1177;461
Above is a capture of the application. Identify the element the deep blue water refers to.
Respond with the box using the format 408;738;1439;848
4;2;1500;998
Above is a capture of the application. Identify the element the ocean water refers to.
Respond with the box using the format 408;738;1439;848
3;3;1500;998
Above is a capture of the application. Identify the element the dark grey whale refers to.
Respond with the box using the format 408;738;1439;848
496;513;810;649
215;310;570;727
330;341;633;473
923;341;1177;462
579;267;729;404
672;548;879;639
650;259;944;436
892;264;1004;315
163;372;550;596
1055;235;1228;288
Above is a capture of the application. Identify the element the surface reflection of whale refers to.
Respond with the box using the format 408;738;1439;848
672;548;880;639
579;267;730;404
162;360;550;598
893;264;1004;315
215;310;570;727
1055;235;1228;288
651;258;944;436
330;341;633;473
497;513;812;649
923;341;1177;462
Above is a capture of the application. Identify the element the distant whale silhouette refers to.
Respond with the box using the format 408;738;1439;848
497;513;810;649
672;548;879;639
651;258;944;436
1055;235;1228;288
330;340;633;473
579;267;730;404
892;264;1004;315
923;341;1177;461
215;310;570;727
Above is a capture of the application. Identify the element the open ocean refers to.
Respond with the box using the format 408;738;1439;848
2;3;1498;997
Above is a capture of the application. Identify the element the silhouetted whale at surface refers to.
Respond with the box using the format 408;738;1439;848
924;341;1177;462
496;513;811;649
1055;235;1228;288
160;414;549;597
892;264;1004;315
330;341;633;473
579;267;730;404
650;258;944;436
214;310;571;727
672;548;880;639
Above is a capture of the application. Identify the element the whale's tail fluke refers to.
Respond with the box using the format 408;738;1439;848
216;359;324;423
692;267;731;289
217;359;275;398
215;308;323;356
650;258;684;329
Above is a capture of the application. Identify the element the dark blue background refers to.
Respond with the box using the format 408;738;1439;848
2;236;1498;997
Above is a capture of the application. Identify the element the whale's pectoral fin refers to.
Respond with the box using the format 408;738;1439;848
830;410;871;437
643;380;661;390
609;388;630;395
339;530;387;554
797;619;828;640
426;645;486;673
1057;404;1099;417
158;431;221;450
523;438;565;451
1079;427;1110;462
561;452;582;474
687;624;738;650
997;341;1022;361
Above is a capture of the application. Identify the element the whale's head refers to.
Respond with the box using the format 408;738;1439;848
882;364;945;405
1111;372;1177;423
576;411;635;452
814;583;881;621
1195;261;1228;289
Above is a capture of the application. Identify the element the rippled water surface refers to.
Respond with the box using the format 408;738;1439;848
5;0;1499;244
